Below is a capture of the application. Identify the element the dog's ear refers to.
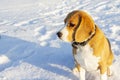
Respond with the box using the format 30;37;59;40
64;10;79;24
75;11;95;42
72;15;82;41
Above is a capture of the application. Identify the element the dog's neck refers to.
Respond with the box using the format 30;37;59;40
72;25;96;48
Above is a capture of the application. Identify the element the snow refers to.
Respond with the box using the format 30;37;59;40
0;55;10;65
0;0;120;80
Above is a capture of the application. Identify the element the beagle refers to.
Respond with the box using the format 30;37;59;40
57;10;114;80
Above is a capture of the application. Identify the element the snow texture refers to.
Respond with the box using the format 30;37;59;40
0;0;120;80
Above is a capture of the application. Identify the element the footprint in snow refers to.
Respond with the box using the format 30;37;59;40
34;26;56;47
14;18;41;27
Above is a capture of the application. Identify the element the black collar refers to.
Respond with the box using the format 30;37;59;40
72;25;96;48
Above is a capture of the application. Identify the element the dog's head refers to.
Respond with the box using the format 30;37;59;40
57;10;95;43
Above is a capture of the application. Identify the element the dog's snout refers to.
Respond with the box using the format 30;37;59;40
57;32;62;38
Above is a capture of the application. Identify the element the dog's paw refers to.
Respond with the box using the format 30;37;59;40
73;67;79;73
107;66;114;77
72;67;80;77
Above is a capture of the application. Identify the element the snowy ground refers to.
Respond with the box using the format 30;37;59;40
0;0;120;80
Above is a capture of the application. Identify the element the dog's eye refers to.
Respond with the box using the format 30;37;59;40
70;22;75;27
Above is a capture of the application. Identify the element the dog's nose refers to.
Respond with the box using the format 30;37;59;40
57;32;62;38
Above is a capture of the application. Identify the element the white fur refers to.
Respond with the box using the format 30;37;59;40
60;27;69;42
109;65;113;76
101;72;107;80
79;67;85;80
72;67;85;80
74;44;100;71
72;67;80;78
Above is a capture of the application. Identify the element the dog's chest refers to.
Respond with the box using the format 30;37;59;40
74;44;100;71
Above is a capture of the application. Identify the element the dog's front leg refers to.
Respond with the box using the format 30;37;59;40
99;64;108;80
72;48;86;80
73;66;86;80
79;67;86;80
